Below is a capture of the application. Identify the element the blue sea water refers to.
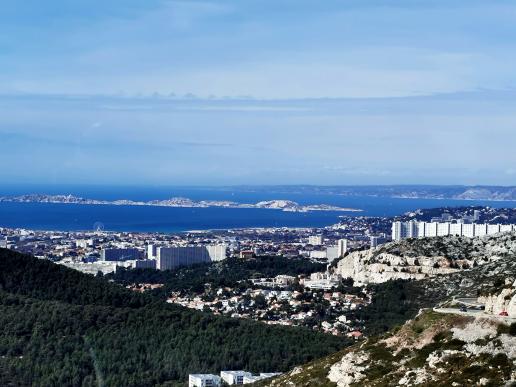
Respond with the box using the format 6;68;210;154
0;185;515;232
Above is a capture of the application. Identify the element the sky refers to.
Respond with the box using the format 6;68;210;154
1;0;516;186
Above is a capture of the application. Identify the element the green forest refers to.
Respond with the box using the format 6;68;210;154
0;249;348;387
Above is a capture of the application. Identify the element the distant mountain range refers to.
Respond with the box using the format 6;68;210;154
231;185;516;201
0;194;361;213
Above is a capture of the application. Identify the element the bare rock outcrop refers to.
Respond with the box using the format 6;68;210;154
336;233;516;285
327;351;369;387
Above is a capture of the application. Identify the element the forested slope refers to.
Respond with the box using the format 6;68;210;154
0;249;348;387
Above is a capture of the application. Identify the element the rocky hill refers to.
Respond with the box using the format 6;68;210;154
258;310;516;387
336;232;516;284
258;255;516;386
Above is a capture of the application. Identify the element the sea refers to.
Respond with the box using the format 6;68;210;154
0;185;515;233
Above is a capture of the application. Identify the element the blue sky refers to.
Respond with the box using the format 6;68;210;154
1;0;516;185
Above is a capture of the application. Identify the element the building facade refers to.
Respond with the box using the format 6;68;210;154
206;244;228;261
392;221;515;241
147;244;157;259
337;239;348;257
220;371;252;385
189;374;221;387
133;259;157;269
157;246;211;270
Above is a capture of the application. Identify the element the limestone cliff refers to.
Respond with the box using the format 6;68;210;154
479;279;516;317
335;232;516;285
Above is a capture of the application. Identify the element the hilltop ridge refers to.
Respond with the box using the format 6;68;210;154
259;309;516;387
336;232;516;284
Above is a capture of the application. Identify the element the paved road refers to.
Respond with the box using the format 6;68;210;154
454;298;485;308
434;307;516;322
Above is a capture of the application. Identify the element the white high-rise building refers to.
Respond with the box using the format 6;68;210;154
474;223;488;237
392;222;402;241
449;223;463;236
392;221;515;241
206;244;228;261
425;222;438;237
337;239;348;257
417;222;426;237
487;224;501;234
370;236;379;249
462;223;474;238
437;222;450;236
147;244;157;259
391;221;418;241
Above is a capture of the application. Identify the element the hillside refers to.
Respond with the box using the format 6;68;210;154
342;251;516;337
336;232;516;284
0;249;348;387
258;255;516;386
257;310;516;387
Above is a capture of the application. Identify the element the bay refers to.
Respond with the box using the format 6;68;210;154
0;185;515;232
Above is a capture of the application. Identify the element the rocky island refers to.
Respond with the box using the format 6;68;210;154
0;194;362;213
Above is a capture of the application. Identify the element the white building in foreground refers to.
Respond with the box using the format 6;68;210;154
189;374;221;387
392;221;516;241
190;371;281;386
220;371;252;385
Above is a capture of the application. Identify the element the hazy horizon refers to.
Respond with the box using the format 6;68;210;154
2;0;516;186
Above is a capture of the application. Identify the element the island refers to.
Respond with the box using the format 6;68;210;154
0;194;362;213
